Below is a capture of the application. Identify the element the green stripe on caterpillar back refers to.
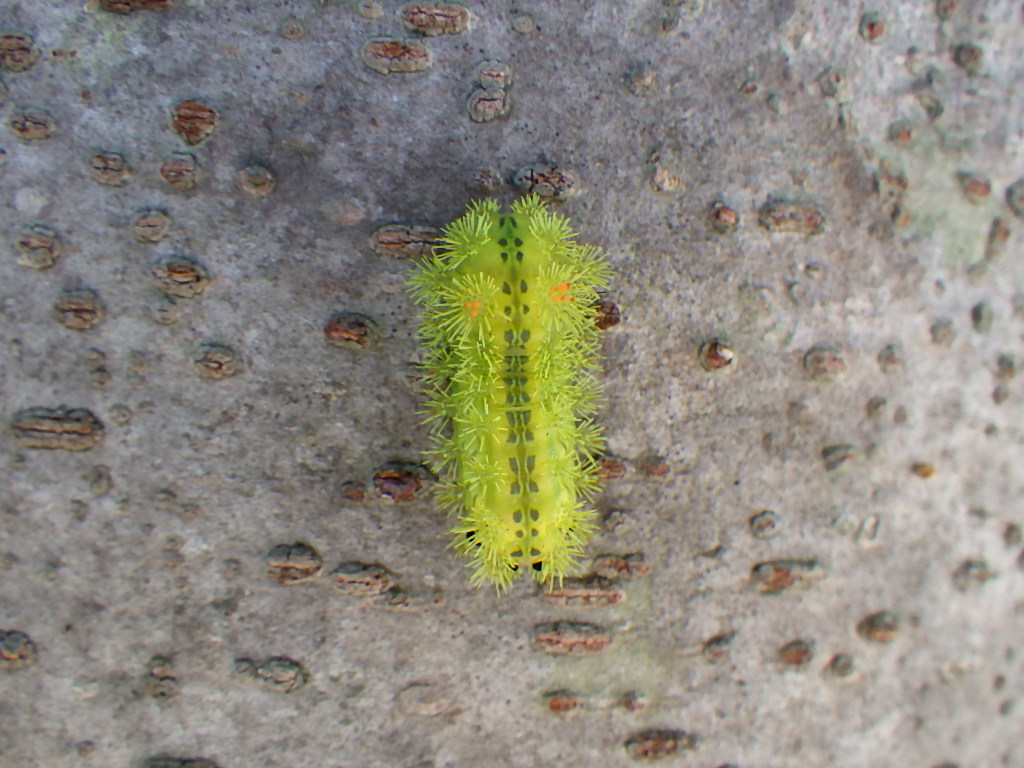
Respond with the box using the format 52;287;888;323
408;194;612;592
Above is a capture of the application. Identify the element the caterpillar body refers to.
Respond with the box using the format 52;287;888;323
408;195;611;592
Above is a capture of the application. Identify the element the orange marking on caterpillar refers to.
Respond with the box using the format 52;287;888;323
464;300;483;317
550;283;574;302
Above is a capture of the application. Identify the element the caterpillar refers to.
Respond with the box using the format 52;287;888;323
407;194;612;592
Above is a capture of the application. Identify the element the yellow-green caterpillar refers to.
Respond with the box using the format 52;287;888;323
408;194;611;591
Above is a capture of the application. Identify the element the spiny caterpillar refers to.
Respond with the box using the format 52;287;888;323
408;194;611;592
